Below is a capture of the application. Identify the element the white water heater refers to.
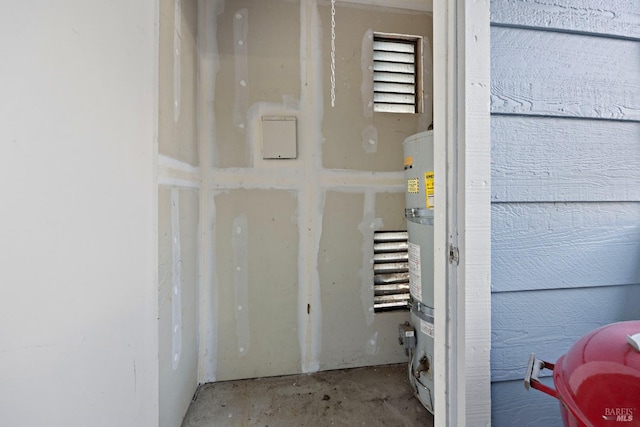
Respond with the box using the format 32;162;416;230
399;130;435;413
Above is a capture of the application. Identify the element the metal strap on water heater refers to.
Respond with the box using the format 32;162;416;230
409;299;434;324
405;208;434;225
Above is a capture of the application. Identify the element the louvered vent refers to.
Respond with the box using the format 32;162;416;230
374;231;410;312
373;35;420;114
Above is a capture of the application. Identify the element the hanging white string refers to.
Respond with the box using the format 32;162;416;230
330;0;336;107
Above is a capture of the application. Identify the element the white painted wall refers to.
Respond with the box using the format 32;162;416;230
0;2;159;427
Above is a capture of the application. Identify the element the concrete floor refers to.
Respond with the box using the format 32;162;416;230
181;364;434;427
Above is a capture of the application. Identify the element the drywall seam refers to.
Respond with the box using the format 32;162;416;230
171;188;183;369
158;155;201;188
296;187;310;372
231;214;250;357
174;0;182;123
358;190;382;327
210;168;302;190
307;0;326;372
361;29;374;118
175;0;182;34
338;0;433;13
206;175;401;195
197;0;224;384
308;187;324;373
307;0;323;173
159;154;201;173
318;184;404;193
296;185;325;374
207;168;403;190
158;155;202;188
293;0;326;374
317;171;404;188
233;8;249;137
201;190;218;382
297;0;312;374
159;177;201;189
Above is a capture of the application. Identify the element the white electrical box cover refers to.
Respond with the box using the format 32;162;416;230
262;116;297;159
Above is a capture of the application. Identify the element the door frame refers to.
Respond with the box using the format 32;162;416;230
433;0;491;425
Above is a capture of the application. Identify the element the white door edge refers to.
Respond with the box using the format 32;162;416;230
433;0;492;425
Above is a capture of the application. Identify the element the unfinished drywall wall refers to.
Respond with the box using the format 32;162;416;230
158;189;199;427
214;190;301;380
318;191;409;369
200;0;432;382
159;0;199;165
158;0;201;426
0;2;158;426
320;4;433;171
214;0;301;168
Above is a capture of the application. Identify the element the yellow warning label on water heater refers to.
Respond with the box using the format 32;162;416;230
407;178;419;194
425;172;434;208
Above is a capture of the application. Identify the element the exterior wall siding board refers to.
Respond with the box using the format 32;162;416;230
492;202;640;293
490;0;640;40
491;284;640;383
492;379;562;427
492;116;640;203
491;27;640;121
490;0;640;425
